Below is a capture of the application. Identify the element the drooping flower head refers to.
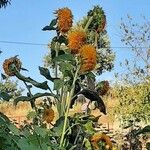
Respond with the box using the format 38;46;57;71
90;132;113;150
96;80;110;96
3;56;22;76
68;28;87;54
87;5;106;33
42;108;55;124
56;7;73;33
79;44;97;73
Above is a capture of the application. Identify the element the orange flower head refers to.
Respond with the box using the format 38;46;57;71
56;7;73;33
42;108;54;124
79;44;97;73
68;29;87;54
3;57;22;76
90;132;113;150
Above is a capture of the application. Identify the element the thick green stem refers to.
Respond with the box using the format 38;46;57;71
59;66;80;148
84;16;93;31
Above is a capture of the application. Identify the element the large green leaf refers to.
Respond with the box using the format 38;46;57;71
15;70;49;90
53;79;64;91
0;91;12;101
34;126;47;138
14;92;53;106
53;54;74;62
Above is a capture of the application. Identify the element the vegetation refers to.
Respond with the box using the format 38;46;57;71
0;6;149;150
0;6;117;150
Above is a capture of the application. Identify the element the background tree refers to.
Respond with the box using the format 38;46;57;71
112;16;150;125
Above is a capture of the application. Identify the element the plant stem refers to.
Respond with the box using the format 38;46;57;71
59;66;80;148
84;16;93;31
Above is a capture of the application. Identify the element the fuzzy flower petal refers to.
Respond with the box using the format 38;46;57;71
79;44;97;73
68;29;87;54
56;7;73;33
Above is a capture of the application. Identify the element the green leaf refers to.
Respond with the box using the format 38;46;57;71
0;112;10;124
39;66;51;79
49;19;57;28
1;73;7;79
52;117;68;137
8;124;20;136
14;92;53;106
15;71;50;90
84;121;95;134
53;79;63;90
27;111;36;120
42;19;57;31
57;35;68;45
13;96;30;106
34;126;47;138
53;54;74;62
39;66;57;82
59;62;74;75
84;138;92;150
0;91;12;101
136;125;150;135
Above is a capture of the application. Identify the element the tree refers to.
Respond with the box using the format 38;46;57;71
0;78;23;101
113;16;150;125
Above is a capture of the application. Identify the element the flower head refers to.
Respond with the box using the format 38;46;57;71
42;108;54;124
88;6;106;33
56;7;73;33
68;29;87;54
90;132;113;150
79;44;97;73
3;56;22;76
96;80;110;96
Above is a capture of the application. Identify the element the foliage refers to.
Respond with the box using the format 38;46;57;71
0;6;116;150
0;78;23;101
112;16;150;125
43;6;115;75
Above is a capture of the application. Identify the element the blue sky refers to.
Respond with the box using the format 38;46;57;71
0;0;150;93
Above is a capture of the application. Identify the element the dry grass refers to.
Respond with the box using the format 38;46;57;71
0;97;117;129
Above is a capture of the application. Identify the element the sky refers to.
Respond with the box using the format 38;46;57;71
0;0;150;93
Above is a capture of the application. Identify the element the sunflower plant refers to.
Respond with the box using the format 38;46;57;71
0;6;116;150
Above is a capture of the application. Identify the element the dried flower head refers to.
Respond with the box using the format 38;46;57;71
56;7;73;33
96;80;109;96
42;108;54;124
79;44;97;73
68;29;87;54
3;56;22;76
90;132;113;150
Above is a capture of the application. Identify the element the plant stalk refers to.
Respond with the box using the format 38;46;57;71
59;66;80;148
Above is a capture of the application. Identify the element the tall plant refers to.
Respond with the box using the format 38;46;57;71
0;6;116;150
